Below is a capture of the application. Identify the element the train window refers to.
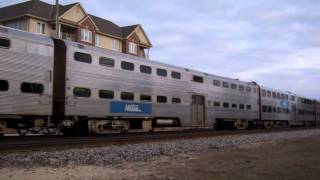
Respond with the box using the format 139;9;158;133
140;94;151;102
213;80;221;87
21;82;44;94
277;107;281;113
73;87;91;97
276;93;280;99
157;96;167;103
262;89;266;96
99;90;114;99
172;97;181;104
231;84;237;90
232;104;237;108
272;92;276;99
192;75;203;83
285;108;289;114
121;61;134;71
171;71;181;79
281;94;285;100
268;106;272;113
157;68;167;77
121;92;134;101
239;85;244;92
223;102;229;108
246;87;251;92
99;57;114;67
285;94;289;100
0;80;9;91
239;104;245;109
0;38;10;48
214;101;220;107
246;105;252;110
74;52;92;64
222;82;229;88
291;96;295;101
138;95;151;103
253;88;257;93
267;91;271;97
262;106;267;112
273;107;277;112
140;65;152;74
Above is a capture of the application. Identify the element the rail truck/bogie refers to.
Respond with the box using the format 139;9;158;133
0;26;319;136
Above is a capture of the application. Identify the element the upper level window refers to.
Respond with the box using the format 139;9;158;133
239;104;245;109
121;61;134;71
214;101;220;107
95;34;101;47
223;102;229;108
291;96;295;101
246;105;252;110
267;91;271;97
112;39;119;51
81;29;92;43
239;85;244;91
272;92;276;99
262;89;266;97
231;84;237;90
157;68;167;77
36;22;45;34
157;96;167;103
222;82;229;88
99;90;114;99
74;52;92;64
128;42;137;54
171;71;181;79
192;75;203;83
99;57;114;67
73;87;91;97
0;80;9;91
121;92;134;101
232;104;237;108
172;97;181;104
246;87;251;92
21;82;44;94
140;65;152;74
213;80;220;87
0;38;10;48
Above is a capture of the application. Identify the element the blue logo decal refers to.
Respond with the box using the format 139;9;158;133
280;101;289;108
110;101;152;114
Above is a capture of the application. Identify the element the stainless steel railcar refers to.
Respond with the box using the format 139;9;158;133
0;26;319;135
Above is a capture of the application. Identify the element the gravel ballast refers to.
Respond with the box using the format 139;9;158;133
1;129;320;168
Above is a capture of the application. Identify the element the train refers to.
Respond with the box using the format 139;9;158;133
0;26;319;136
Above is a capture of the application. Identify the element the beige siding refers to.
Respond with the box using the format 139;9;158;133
98;34;122;52
28;18;53;36
60;4;86;23
135;27;149;45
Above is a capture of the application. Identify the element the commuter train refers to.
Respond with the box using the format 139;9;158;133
0;26;319;136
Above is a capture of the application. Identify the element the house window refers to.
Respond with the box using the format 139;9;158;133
128;42;137;54
36;22;45;34
112;39;119;51
81;29;92;43
95;34;101;47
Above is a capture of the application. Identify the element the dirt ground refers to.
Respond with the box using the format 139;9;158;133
1;137;320;180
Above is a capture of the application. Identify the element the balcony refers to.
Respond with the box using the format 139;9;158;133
60;25;77;42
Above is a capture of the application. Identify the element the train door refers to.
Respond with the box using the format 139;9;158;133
290;105;297;125
191;95;205;127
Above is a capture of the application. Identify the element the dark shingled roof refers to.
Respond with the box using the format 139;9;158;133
0;0;147;42
89;14;123;38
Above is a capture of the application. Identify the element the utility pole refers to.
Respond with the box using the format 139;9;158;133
55;0;60;38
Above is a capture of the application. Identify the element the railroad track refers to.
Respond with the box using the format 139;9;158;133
0;127;318;153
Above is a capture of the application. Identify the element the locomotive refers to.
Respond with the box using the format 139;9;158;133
0;26;319;136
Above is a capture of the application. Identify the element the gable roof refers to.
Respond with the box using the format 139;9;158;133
0;0;151;46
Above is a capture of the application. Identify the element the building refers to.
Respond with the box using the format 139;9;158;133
0;0;152;59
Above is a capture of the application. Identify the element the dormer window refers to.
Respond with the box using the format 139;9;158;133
81;29;92;43
128;42;137;54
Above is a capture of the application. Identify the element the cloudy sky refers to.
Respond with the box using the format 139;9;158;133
2;0;320;99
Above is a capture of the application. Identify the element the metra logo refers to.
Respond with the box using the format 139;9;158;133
124;104;142;112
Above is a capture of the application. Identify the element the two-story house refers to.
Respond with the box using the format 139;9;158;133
0;0;152;59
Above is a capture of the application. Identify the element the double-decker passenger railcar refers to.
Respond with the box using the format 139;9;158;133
0;26;319;136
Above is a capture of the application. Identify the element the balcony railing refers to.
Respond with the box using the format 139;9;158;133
61;32;76;41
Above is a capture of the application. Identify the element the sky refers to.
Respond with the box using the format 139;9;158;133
1;0;320;99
